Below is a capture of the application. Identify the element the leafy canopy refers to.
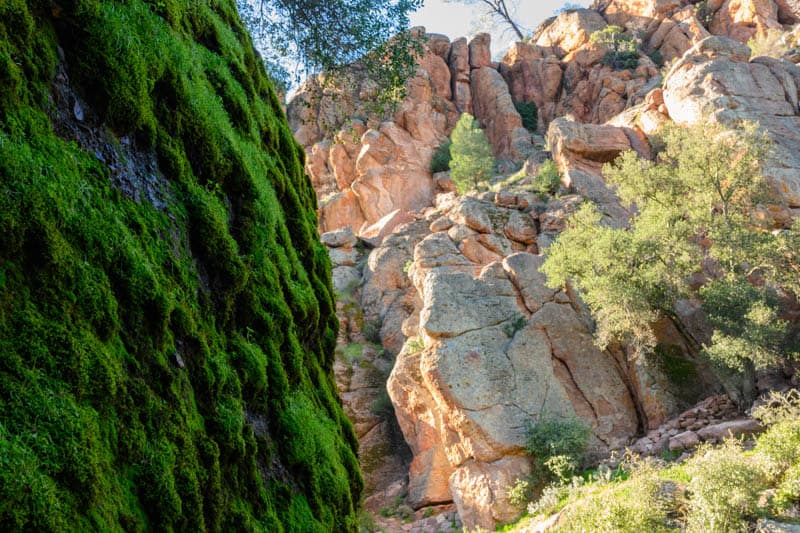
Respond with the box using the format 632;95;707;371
542;121;800;374
237;0;422;96
449;113;495;194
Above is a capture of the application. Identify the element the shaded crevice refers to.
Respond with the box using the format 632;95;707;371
541;326;599;423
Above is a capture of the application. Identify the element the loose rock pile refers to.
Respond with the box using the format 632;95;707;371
628;394;762;456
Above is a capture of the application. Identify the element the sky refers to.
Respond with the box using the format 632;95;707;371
410;0;591;59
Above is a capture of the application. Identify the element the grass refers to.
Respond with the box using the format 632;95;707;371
0;0;361;530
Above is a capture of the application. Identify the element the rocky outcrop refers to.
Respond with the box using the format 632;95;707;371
471;67;534;161
288;30;536;239
378;192;714;530
546;118;644;224
663;36;800;207
324;228;413;512
501;9;661;126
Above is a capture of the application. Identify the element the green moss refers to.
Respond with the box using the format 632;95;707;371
0;0;360;530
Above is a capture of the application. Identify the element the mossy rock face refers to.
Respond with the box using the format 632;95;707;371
0;1;361;530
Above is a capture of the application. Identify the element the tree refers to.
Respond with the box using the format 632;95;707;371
449;113;496;194
237;0;422;99
541;121;800;404
446;0;526;41
590;25;640;70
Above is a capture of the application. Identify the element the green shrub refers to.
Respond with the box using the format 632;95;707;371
685;441;768;533
525;415;591;483
430;140;452;173
590;25;640;70
449;113;495;194
648;48;664;68
507;478;533;507
774;462;800;510
514;101;538;133
555;470;673;532
532;159;562;196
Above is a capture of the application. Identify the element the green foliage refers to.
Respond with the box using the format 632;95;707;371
542;122;800;392
514;100;538;133
430;140;452;173
449;113;496;194
648;48;665;68
531;159;562;196
503;314;527;338
685;441;768;533
507;478;533;507
554;464;674;532
525;415;591;484
0;0;361;530
236;0;423;94
406;337;425;353
590;25;640;70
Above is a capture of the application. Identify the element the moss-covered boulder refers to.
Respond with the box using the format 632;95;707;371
0;0;361;530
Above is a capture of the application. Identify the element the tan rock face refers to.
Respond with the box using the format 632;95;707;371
386;194;657;530
710;0;782;42
502;11;660;127
448;37;473;114
546;117;640;223
449;457;532;530
288;30;457;240
535;8;608;58
663;36;800;206
469;33;492;69
471;67;534;161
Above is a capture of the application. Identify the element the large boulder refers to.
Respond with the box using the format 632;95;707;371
471;67;534;161
535;8;608;58
710;0;783;42
663;36;800;206
387;195;652;530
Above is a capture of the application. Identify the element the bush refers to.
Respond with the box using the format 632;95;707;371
532;159;561;196
514;101;538;133
590;25;640;70
648;48;664;68
525;415;591;483
555;468;673;532
449;113;495;194
685;441;768;533
430;140;452;173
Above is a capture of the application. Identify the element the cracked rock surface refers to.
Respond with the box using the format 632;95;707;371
382;193;698;530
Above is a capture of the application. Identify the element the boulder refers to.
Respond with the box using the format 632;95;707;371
697;419;762;442
471;67;533;161
449;457;532;531
535;8;608;58
468;33;492;69
449;37;473;113
710;0;783;43
321;226;358;248
668;430;700;451
663;36;800;206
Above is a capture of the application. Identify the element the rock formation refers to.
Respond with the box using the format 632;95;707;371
288;1;800;530
663;35;800;207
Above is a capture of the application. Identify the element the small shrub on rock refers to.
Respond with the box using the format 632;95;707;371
430;139;452;173
525;415;591;483
531;159;562;196
590;25;640;70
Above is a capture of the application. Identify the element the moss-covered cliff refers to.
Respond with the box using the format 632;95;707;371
0;0;361;530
